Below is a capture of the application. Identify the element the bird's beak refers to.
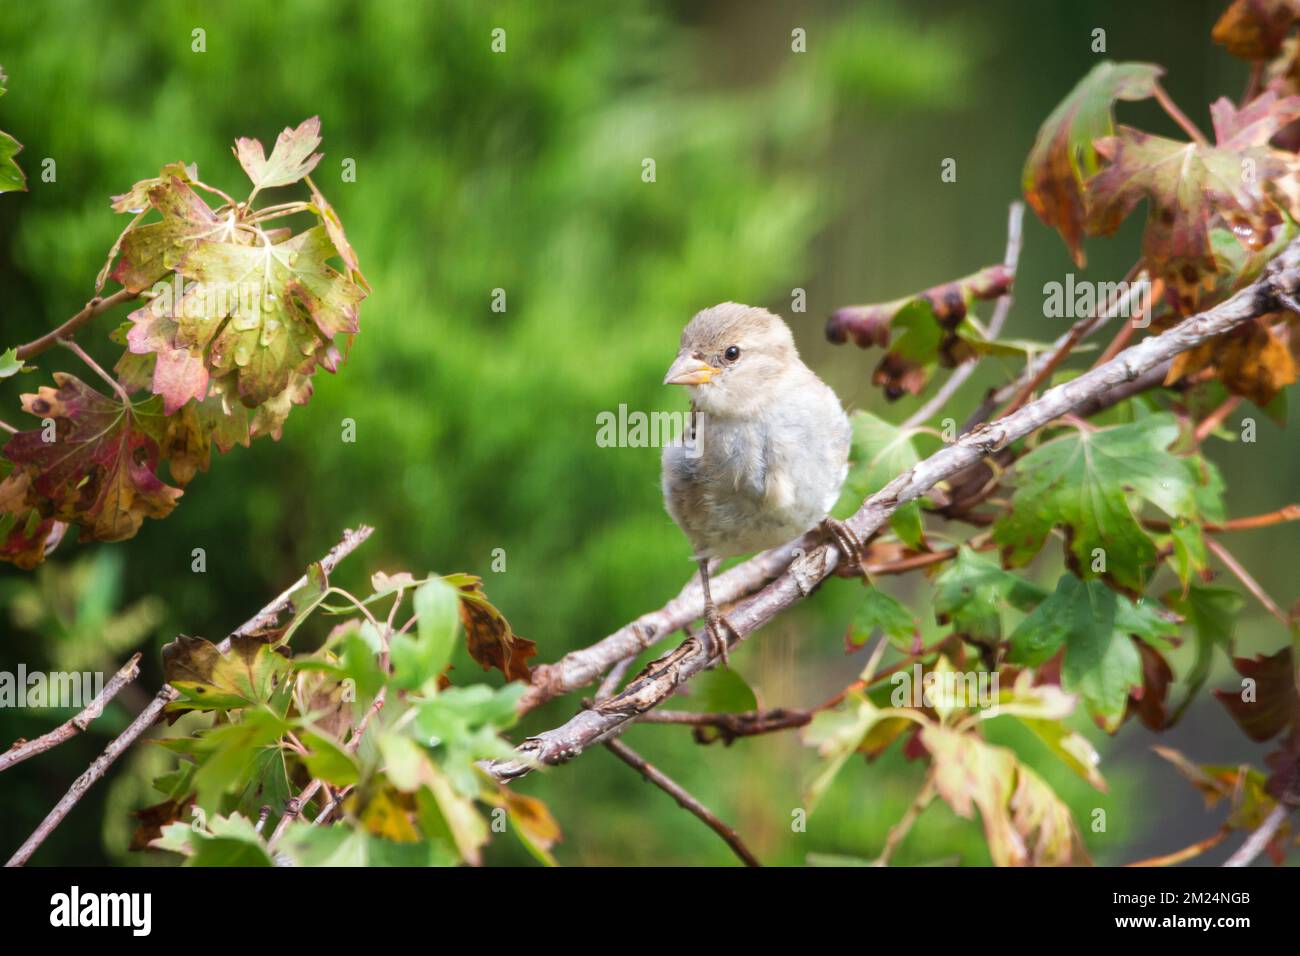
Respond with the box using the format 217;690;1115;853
663;353;720;386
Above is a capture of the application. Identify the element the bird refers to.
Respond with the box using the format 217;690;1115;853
661;301;859;665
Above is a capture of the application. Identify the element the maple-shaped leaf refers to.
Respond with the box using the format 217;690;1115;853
1022;61;1162;266
1085;100;1300;311
110;176;222;293
0;67;26;194
1214;647;1297;742
827;264;1012;399
162;633;291;712
1213;0;1300;59
173;225;365;407
932;547;1048;645
921;723;1088;866
2;373;181;542
1008;573;1176;732
993;414;1199;591
235;117;323;193
110;160;199;215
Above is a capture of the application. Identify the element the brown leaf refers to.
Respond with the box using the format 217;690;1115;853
1213;0;1300;60
1213;647;1297;742
455;578;537;682
130;795;195;851
1165;315;1297;406
1022;61;1162;266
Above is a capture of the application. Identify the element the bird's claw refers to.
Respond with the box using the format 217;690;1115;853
704;605;735;667
822;517;865;576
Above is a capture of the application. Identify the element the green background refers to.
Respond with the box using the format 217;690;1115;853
0;0;1294;866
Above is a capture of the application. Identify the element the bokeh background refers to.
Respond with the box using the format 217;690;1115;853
1;0;1295;866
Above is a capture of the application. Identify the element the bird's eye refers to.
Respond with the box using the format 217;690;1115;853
724;345;741;362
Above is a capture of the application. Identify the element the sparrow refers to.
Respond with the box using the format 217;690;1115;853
661;302;860;664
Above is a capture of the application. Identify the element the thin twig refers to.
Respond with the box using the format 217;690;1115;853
1205;536;1290;626
5;525;375;867
268;686;387;847
873;768;937;866
13;289;138;361
1154;82;1208;146
1224;803;1292;867
904;201;1025;430
603;738;761;867
1127;828;1229;867
1194;395;1241;444
0;654;142;773
59;339;131;403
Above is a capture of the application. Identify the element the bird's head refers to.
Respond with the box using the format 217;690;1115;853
663;302;799;416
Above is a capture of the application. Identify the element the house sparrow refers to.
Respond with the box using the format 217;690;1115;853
662;302;860;664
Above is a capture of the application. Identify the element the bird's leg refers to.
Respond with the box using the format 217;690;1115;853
821;517;865;575
697;558;735;666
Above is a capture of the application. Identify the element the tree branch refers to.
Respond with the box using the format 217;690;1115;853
1223;804;1292;867
4;525;375;867
12;288;138;361
603;738;761;866
0;653;142;774
488;236;1300;783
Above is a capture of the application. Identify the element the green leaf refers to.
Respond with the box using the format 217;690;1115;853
300;730;360;787
0;348;25;379
188;710;289;813
1008;574;1147;732
681;666;758;712
841;410;926;547
0;67;26;194
932;547;1047;645
153;814;274;866
1165;585;1242;722
390;575;461;691
994;414;1198;591
848;586;917;650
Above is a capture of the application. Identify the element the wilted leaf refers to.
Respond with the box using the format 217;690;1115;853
1214;647;1297;742
1022;61;1162;265
3;373;182;542
455;575;537;682
1165;315;1297;407
162;633;290;711
1213;0;1300;59
235;117;323;192
922;723;1088;866
827;265;1012;399
1085;100;1300;310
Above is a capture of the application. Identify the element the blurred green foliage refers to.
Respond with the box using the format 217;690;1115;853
0;0;1293;866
